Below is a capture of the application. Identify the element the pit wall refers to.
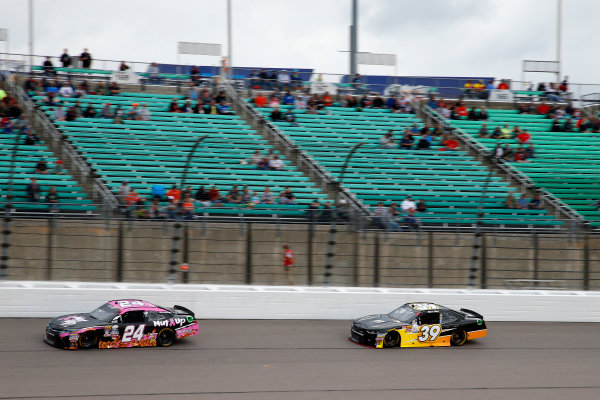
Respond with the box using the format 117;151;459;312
2;281;600;322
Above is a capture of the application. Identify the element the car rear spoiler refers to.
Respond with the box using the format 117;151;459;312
460;308;484;319
174;305;195;317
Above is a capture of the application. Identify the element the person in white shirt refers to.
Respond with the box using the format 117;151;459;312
137;104;151;121
277;70;291;90
58;83;74;97
268;155;284;170
53;106;66;121
401;196;416;212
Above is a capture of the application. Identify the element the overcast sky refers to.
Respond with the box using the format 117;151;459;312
1;0;599;85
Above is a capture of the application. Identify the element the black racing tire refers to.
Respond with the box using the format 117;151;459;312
78;331;98;349
383;330;400;348
450;328;467;346
157;328;176;347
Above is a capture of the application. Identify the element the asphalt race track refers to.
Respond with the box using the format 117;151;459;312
1;319;599;400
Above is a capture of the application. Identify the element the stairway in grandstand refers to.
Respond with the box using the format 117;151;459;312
445;109;600;226
34;92;330;217
250;102;562;228
0;133;95;214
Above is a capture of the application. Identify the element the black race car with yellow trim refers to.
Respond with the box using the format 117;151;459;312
350;302;487;348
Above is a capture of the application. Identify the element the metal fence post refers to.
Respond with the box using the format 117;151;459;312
46;217;54;280
182;222;189;284
532;232;539;286
428;231;433;288
115;220;123;282
583;233;590;291
374;231;380;287
307;221;314;286
245;222;252;284
481;232;487;289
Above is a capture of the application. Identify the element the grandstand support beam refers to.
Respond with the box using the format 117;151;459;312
227;0;232;76
556;0;562;82
467;157;497;289
349;0;358;76
323;141;364;286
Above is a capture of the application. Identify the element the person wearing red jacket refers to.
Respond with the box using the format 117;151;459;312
283;244;295;285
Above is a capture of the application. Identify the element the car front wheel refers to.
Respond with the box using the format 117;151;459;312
78;331;97;349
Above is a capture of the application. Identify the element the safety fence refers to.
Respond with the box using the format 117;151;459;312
4;219;600;291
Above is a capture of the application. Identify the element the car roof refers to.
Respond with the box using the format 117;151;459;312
107;299;168;313
405;302;450;311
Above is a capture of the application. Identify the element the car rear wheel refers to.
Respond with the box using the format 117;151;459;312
383;330;400;348
78;331;97;349
157;328;175;347
450;328;467;346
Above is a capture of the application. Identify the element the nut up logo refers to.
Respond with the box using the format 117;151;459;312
477;319;483;326
186;316;194;323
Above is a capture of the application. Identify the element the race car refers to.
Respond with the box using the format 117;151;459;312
350;302;487;348
44;299;199;350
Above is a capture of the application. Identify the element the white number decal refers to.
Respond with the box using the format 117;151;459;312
121;324;145;342
418;325;442;342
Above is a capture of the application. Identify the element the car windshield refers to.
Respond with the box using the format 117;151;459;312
89;303;120;322
387;305;418;323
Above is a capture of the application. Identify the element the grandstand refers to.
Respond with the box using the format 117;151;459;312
440;108;600;226
249;102;562;228
34;91;330;218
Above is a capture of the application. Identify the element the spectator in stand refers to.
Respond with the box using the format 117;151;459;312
416;199;427;212
65;106;77;121
473;80;486;98
46;186;60;211
525;144;535;159
284;109;297;126
26;178;41;202
167;185;182;202
95;81;107;96
126;103;139;120
505;193;516;209
119;61;130;71
204;100;219;115
493;143;503;159
73;84;87;98
270;107;282;122
137;104;151;121
261;187;274;204
463;80;473;97
516;194;528;209
478;123;489;138
226;186;241;204
282;91;295;105
83;104;97;118
53;105;66;121
190;65;200;83
291;70;303;90
257;157;270;170
125;190;141;218
514;147;528;163
502;144;513;160
306;200;321;221
401;196;416;212
254;92;267;108
400;133;414;150
182;196;195;220
80;48;92;69
52;160;65;175
117;181;131;205
147;62;161;84
269;155;284;170
217;101;232;115
23;77;38;93
529;194;543;210
479;106;489;120
24;130;39;145
551;117;562;132
385;203;402;232
248;150;262;165
208;186;221;203
58;82;74;98
195;186;211;206
546;83;562;102
497;80;510;90
351;73;363;93
60;49;72;68
269;94;281;108
151;183;166;201
467;107;478;120
416;134;431;150
563;117;573;132
113;105;124;123
109;81;121;95
402;209;420;231
168;99;180;112
35;158;49;174
43;57;56;76
371;95;384;108
380;131;395;149
372;201;388;229
277;70;291;90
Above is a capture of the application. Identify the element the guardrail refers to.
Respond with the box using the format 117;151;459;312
2;281;600;321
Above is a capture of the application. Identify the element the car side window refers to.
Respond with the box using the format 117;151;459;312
418;311;440;325
442;312;458;324
146;311;168;321
121;310;145;323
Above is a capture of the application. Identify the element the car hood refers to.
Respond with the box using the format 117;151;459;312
353;314;404;331
48;313;102;331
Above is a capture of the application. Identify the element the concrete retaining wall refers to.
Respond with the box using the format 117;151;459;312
2;281;600;322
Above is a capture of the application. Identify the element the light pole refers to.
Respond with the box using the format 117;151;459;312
168;135;207;284
323;141;364;286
